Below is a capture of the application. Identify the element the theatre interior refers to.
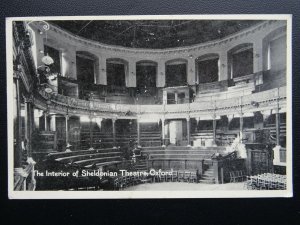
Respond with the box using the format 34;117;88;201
12;19;288;191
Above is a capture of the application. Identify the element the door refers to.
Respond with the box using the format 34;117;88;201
169;120;183;145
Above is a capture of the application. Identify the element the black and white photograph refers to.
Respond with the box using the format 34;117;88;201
6;15;292;198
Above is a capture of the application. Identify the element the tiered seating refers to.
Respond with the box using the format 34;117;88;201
116;133;137;146
81;132;114;148
140;131;161;147
46;148;123;168
216;132;238;146
265;123;286;138
115;131;161;147
191;130;214;146
195;78;255;102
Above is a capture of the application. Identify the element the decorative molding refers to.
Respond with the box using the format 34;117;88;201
34;87;287;120
44;20;286;56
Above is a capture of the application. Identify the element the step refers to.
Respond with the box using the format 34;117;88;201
199;179;215;184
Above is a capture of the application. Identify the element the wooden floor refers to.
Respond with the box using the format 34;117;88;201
123;182;245;191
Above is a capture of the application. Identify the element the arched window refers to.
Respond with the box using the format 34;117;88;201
76;51;98;84
195;53;219;83
106;58;128;87
43;44;61;75
263;27;287;71
165;59;187;87
228;43;253;78
136;60;157;88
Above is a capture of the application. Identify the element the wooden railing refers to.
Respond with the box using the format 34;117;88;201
38;86;286;116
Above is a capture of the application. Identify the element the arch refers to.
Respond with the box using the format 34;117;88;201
42;41;61;75
136;60;158;88
227;43;253;78
106;58;128;87
76;51;99;85
262;26;287;71
165;58;188;65
195;53;219;84
165;58;188;87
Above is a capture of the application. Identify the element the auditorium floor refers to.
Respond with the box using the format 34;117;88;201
124;182;245;191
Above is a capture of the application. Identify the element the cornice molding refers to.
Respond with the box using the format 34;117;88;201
43;20;286;56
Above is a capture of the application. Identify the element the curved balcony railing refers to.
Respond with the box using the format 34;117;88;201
38;86;286;116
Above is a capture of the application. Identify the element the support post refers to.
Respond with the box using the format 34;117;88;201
137;118;140;147
89;116;93;148
13;73;22;168
240;115;244;143
174;92;178;104
186;117;191;146
161;118;166;147
212;116;217;146
44;112;48;131
65;114;69;145
112;118;116;148
24;96;33;157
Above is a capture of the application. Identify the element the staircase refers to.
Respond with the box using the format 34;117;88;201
199;166;215;184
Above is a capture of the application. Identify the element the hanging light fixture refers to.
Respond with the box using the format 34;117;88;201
27;20;54;66
42;54;54;65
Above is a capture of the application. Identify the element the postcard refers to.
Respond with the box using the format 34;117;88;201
6;15;292;198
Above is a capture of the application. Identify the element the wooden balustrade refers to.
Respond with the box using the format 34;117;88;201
38;86;286;116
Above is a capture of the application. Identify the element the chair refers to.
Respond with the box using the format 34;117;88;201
166;171;172;182
244;176;252;190
114;177;120;190
229;171;237;183
190;171;198;183
178;171;184;182
184;171;191;182
160;173;167;182
171;171;178;182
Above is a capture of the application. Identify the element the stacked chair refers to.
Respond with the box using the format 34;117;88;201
244;173;286;190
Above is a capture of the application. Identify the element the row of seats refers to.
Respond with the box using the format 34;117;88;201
152;170;198;183
113;169;199;190
244;173;286;190
46;148;123;168
229;170;247;183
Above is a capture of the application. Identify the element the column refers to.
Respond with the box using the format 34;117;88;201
161;118;165;147
96;57;107;85
44;111;48;131
13;73;22;168
65;115;69;145
219;51;228;81
163;90;167;105
112;118;116;148
50;115;56;131
24;96;33;157
212;116;217;145
240;114;244;143
61;46;77;79
156;61;165;87
187;58;196;85
186;117;191;146
89;116;93;148
275;110;281;146
253;40;263;73
137;118;140;147
127;59;136;87
174;92;178;104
